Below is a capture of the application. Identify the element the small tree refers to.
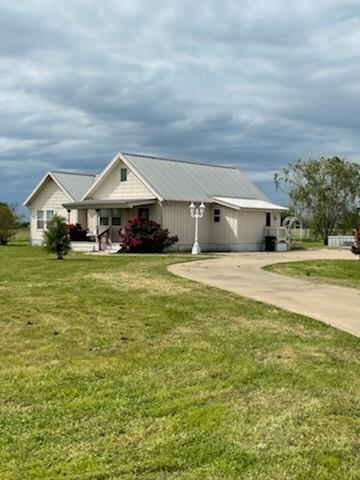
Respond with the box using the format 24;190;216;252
275;156;360;245
0;202;18;245
120;216;179;252
43;215;71;260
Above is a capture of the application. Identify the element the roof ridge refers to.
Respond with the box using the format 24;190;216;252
121;152;238;170
51;170;96;177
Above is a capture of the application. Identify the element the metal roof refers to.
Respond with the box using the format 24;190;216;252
121;153;269;202
51;171;96;201
213;197;288;211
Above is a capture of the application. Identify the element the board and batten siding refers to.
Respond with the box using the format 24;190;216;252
122;203;162;225
236;209;280;248
162;202;280;251
90;161;156;200
162;202;211;250
29;177;77;245
210;207;281;250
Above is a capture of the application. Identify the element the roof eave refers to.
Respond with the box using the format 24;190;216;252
80;152;163;202
63;198;157;209
118;153;164;202
212;197;288;211
81;152;121;200
23;172;74;207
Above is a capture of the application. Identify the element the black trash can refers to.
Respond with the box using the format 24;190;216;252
265;236;276;251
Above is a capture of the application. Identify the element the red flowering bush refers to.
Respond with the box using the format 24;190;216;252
120;216;179;252
351;228;360;256
66;223;88;241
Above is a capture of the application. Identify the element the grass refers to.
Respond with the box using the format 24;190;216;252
265;259;360;290
291;239;325;250
10;227;30;245
0;246;359;480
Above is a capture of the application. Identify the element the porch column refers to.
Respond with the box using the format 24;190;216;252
87;209;98;235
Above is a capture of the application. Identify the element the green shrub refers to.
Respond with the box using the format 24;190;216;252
43;215;71;260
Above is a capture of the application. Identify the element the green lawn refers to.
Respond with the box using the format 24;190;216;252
11;227;30;245
291;239;325;250
0;247;359;480
265;259;360;290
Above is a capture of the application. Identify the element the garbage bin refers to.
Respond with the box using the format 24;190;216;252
265;236;276;251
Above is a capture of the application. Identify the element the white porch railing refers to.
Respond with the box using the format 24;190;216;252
264;227;288;241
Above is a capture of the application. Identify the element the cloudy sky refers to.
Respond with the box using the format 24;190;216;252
1;0;360;210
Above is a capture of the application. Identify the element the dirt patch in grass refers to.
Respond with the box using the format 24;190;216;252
256;345;300;364
87;271;192;295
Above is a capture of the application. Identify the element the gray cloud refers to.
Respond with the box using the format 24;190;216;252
1;0;360;211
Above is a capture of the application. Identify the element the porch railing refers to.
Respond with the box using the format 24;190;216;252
264;226;288;241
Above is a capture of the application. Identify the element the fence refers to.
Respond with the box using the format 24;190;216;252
328;236;354;249
290;228;312;240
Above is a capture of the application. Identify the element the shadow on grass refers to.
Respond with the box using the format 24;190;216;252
3;243;30;247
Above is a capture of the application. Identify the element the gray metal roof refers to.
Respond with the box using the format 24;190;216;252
122;153;268;202
51;171;96;201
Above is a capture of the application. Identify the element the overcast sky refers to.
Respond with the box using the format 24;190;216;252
1;0;360;210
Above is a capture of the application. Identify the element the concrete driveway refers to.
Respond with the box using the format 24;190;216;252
169;249;360;337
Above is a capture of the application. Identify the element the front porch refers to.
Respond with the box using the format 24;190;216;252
63;198;157;251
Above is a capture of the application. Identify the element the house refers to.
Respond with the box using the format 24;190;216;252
24;152;288;251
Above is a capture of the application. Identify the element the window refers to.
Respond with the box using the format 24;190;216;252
111;209;121;226
266;212;271;227
120;168;127;182
37;210;54;229
138;208;149;220
46;210;54;222
213;208;220;223
37;210;44;229
100;209;109;226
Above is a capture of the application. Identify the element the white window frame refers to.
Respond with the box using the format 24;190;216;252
46;210;54;223
111;209;121;226
37;209;55;230
37;210;45;230
266;212;271;227
100;209;109;226
213;208;221;223
120;168;127;182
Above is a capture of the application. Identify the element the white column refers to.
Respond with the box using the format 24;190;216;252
190;202;205;255
192;214;200;254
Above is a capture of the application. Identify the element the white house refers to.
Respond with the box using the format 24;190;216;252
24;152;288;251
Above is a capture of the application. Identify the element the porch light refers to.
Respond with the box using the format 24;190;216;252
189;202;206;255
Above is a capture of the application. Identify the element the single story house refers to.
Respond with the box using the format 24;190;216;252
24;152;288;251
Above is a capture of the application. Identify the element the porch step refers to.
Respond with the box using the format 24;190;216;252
106;242;123;253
